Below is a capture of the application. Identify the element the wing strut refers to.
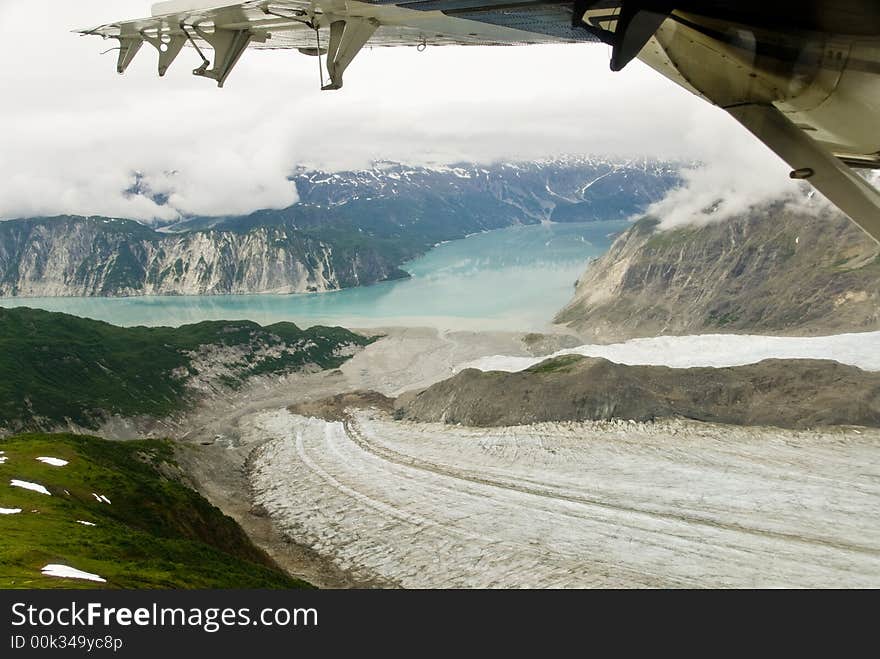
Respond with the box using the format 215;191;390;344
116;36;143;74
610;4;669;71
572;1;670;71
190;25;266;88
322;18;378;90
727;103;880;244
139;31;187;77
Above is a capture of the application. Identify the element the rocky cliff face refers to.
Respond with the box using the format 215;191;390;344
0;217;400;297
555;204;880;340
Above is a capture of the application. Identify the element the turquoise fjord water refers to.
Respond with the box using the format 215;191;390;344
0;221;628;331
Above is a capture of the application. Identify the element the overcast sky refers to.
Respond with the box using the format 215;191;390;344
0;0;801;222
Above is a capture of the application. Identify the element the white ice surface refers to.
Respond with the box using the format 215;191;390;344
10;479;50;496
461;331;880;373
0;457;7;464
99;495;111;505
0;508;22;515
41;564;106;583
250;409;880;588
76;520;96;526
36;457;69;467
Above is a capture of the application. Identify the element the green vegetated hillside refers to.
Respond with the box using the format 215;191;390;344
0;306;371;432
556;205;880;340
0;433;310;589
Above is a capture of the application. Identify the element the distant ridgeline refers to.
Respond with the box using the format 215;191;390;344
0;159;680;297
556;203;880;340
0;307;372;433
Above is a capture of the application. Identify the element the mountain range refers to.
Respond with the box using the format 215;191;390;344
0;158;680;297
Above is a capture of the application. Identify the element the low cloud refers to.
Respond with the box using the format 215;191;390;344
0;0;780;223
647;117;806;229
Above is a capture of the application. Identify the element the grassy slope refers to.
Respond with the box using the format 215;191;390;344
0;433;310;589
0;306;371;430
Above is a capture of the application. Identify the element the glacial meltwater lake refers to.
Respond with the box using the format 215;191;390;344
0;220;629;331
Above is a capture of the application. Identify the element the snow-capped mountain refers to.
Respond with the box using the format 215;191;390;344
0;157;681;297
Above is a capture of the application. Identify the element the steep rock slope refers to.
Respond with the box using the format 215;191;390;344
555;205;880;340
0;217;396;297
397;354;880;429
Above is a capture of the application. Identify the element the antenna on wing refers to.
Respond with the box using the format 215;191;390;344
315;28;326;89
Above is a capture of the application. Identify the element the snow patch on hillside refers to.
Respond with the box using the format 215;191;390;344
37;457;68;467
10;480;51;496
41;564;106;583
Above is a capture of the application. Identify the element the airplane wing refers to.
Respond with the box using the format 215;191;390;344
79;1;880;243
727;104;880;241
79;0;597;88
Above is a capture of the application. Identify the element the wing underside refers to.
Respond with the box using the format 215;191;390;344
78;1;880;242
79;1;596;88
80;1;593;57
